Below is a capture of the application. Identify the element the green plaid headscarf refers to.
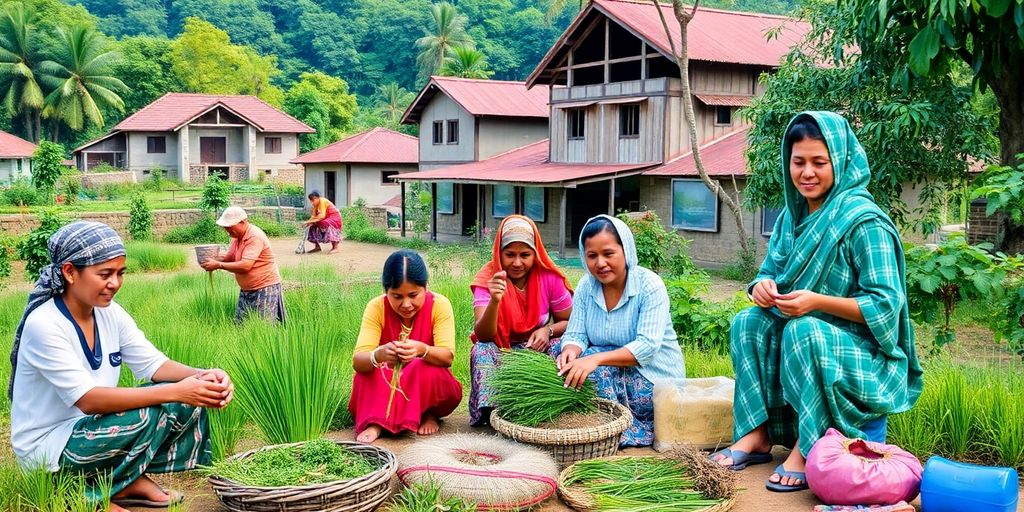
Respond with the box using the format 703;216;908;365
765;111;920;372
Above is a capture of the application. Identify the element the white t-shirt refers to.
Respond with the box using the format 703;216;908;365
10;298;168;471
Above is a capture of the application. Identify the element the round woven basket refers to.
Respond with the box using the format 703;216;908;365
194;244;221;265
557;456;736;512
208;440;397;512
490;399;632;468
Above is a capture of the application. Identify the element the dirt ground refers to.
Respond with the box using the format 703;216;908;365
182;238;404;277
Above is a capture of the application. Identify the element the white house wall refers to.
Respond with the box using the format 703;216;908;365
349;163;413;206
418;94;476;165
126;132;179;173
476;118;548;160
187;128;245;164
301;163;347;207
254;132;300;170
0;158;30;184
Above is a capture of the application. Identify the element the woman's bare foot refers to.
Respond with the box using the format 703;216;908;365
356;425;383;443
307;245;322;253
110;503;131;512
112;474;170;504
417;414;440;435
712;425;772;467
768;445;807;487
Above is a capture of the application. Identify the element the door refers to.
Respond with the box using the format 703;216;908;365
199;137;227;163
461;184;478;235
324;171;337;205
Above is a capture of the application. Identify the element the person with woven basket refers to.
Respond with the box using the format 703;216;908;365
349;250;464;443
468;215;575;427
555;215;686;447
9;221;233;511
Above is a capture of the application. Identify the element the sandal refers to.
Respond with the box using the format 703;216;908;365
765;463;809;492
113;489;184;508
707;447;773;470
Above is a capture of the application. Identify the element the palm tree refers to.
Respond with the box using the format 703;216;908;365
375;82;414;125
0;4;44;141
415;2;472;80
546;0;585;22
38;26;128;139
439;46;493;79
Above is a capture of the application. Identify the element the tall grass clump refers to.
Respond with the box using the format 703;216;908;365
386;481;477;512
490;349;597;426
228;322;346;444
164;213;229;244
0;461;112;512
124;241;187;273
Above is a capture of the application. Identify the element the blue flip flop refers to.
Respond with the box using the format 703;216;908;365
707;448;773;470
765;463;809;492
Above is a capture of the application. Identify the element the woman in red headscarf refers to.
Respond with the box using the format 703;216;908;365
468;215;574;426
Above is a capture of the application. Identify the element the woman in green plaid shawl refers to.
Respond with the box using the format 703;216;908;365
710;112;923;492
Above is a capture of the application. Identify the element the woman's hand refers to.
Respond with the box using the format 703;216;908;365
556;344;582;371
558;354;599;390
394;339;427;364
751;279;779;308
373;342;401;366
525;325;551;352
171;376;230;408
774;289;820;317
196;368;234;407
488;271;508;302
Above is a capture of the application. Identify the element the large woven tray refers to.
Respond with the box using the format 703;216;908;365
557;455;736;512
491;399;632;468
208;440;397;512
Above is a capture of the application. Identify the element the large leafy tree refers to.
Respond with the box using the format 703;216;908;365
374;82;415;127
348;0;430;94
0;3;44;141
284;71;357;150
71;0;167;37
168;0;288;58
439;46;494;79
841;0;1024;167
112;36;186;115
742;0;998;232
38;26;128;138
415;2;473;81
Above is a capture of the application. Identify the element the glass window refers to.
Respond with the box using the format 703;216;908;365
523;187;546;223
147;136;166;154
671;179;719;232
761;207;783;236
567;109;585;140
492;184;515;218
446;119;459;144
436;182;455;214
432;121;443;144
381;170;399;185
264;137;282;154
619;104;640;137
715;106;732;125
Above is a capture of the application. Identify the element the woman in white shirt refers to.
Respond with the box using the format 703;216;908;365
9;221;235;510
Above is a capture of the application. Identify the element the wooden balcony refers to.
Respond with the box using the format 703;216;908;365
550;77;679;103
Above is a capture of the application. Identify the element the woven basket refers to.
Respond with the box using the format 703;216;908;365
557;456;736;512
491;399;632;468
208;440;397;512
194;244;221;265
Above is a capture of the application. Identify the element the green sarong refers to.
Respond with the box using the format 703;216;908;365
59;402;211;501
730;111;923;456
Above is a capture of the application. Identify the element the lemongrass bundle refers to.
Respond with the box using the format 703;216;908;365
565;457;726;512
489;349;597;426
385;331;411;419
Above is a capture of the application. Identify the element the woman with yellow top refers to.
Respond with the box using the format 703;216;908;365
302;190;343;254
349;250;463;443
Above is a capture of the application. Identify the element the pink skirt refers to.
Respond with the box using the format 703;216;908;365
349;359;463;434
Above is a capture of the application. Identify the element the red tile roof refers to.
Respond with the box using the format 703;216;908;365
402;77;550;124
644;127;751;177
528;0;809;86
0;130;35;158
113;93;314;133
292;127;418;164
396;139;653;185
694;94;753;107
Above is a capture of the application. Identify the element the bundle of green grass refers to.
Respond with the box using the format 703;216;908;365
489;349;598;427
387;481;478;512
207;439;376;487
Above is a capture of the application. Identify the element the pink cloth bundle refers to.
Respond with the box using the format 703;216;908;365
806;428;923;505
813;502;915;512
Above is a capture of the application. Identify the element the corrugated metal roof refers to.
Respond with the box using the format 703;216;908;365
292;127;418;164
0;130;35;158
694;94;753;107
113;93;315;133
402;77;550;124
644;127;750;177
397;139;653;185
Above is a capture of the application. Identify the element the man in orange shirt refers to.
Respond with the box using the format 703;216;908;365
200;207;286;323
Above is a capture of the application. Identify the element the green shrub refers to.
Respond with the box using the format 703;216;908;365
993;278;1024;357
341;205;372;238
249;215;299;238
127;193;153;241
1;179;43;207
665;273;751;355
163;214;229;244
200;175;231;213
17;208;69;281
0;233;16;283
31;141;64;197
89;162;120;174
124;241;187;273
95;182;140;201
143;166;166;192
617;210;696;276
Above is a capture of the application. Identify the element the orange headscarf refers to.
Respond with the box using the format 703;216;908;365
470;215;574;349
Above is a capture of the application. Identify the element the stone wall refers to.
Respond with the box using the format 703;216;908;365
968;198;1024;254
365;206;389;230
81;171;137;188
273;168;304;186
0;206;300;239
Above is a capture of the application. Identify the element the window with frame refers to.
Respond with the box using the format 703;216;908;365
436;182;455;214
567;109;585;140
619;104;640;137
522;187;546;222
432;121;444;145
381;170;399;185
671;179;719;232
715;106;732;126
761;207;783;236
492;184;515;218
265;137;282;154
446;119;459;144
147;136;166;154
